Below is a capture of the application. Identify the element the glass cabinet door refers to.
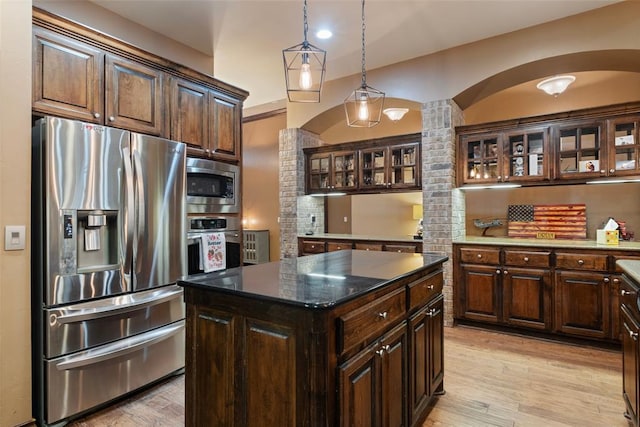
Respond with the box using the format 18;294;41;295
390;143;419;187
308;154;331;191
360;148;387;188
505;129;549;182
608;117;640;177
556;122;603;179
461;134;501;184
332;151;357;190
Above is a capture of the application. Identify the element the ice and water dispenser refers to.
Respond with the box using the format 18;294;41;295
61;210;119;274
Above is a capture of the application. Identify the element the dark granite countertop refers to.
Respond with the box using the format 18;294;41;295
179;250;448;309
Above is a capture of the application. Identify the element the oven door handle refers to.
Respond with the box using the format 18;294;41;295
53;286;183;324
54;321;183;371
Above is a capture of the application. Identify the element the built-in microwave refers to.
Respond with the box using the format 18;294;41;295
186;157;239;214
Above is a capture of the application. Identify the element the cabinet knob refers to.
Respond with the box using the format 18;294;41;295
108;116;115;122
375;349;385;356
427;284;434;290
622;289;636;296
378;311;388;320
496;269;501;274
577;259;584;265
337;246;341;250
93;112;100;119
477;254;482;259
600;170;605;174
523;257;529;262
604;277;610;283
613;278;620;284
503;270;508;275
629;329;638;341
383;344;391;352
610;169;615;174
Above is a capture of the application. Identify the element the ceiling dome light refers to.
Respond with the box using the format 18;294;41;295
383;107;409;122
536;75;576;96
316;29;332;39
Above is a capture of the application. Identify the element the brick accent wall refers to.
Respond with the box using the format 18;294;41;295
421;99;464;326
279;128;324;259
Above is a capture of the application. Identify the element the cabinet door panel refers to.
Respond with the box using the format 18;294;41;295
554;271;609;338
621;305;640;425
187;308;236;427
245;318;296;427
503;267;551;330
105;55;164;135
33;28;103;122
381;324;407;427
211;95;240;161
170;78;209;149
459;265;500;323
339;346;378;427
428;297;444;396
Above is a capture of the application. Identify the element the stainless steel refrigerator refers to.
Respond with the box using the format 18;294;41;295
31;116;187;426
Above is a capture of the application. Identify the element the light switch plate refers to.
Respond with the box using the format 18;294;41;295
5;225;26;251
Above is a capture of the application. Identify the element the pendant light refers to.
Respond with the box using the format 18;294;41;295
344;0;384;127
282;0;326;103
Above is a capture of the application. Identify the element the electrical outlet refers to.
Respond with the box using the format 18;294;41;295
343;216;348;223
311;215;316;223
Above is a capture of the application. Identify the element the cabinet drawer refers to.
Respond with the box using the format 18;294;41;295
327;242;352;252
555;252;608;271
355;243;383;251
503;250;551;268
302;240;326;254
408;271;443;311
384;244;417;253
460;247;500;265
338;287;406;355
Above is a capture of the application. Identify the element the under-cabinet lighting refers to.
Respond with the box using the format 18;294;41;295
310;192;346;197
460;184;522;190
587;178;640;184
307;273;346;280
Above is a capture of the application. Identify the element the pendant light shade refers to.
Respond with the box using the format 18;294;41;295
282;0;326;103
344;0;384;127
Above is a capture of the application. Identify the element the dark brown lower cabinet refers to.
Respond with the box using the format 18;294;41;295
554;270;609;339
503;267;551;330
458;264;500;323
339;322;407;427
620;272;640;427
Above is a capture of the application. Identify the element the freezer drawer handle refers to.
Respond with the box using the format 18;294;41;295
55;321;183;371
55;286;183;324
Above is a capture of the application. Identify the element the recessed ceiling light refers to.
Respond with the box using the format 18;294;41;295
316;29;332;39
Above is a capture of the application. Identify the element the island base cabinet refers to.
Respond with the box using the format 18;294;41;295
409;295;444;427
185;299;304;427
339;322;408;427
622;305;640;426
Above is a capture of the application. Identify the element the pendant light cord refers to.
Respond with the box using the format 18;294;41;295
360;0;367;88
302;0;309;45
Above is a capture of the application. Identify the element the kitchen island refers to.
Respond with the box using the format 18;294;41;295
178;250;448;427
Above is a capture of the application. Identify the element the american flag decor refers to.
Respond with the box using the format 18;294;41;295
507;204;587;239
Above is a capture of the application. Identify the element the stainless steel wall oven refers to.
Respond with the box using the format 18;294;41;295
186;157;239;214
187;216;241;274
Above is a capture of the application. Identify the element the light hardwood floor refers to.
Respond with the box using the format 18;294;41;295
67;326;627;427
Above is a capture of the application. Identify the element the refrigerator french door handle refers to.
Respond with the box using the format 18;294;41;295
54;321;183;371
54;286;183;324
122;146;135;276
132;149;146;267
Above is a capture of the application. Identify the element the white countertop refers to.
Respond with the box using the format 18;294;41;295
618;260;640;283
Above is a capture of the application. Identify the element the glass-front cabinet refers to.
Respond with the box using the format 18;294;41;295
308;150;357;193
505;128;550;182
304;133;421;195
360;143;419;190
607;116;640;177
554;121;604;180
460;133;501;184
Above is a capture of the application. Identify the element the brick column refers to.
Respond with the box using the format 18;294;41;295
279;128;324;259
421;99;464;326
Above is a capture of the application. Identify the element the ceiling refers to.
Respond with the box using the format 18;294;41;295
85;0;621;110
